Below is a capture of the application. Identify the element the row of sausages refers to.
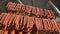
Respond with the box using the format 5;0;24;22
6;2;55;19
0;13;60;34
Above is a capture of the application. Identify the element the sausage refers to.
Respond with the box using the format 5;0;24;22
32;7;37;15
10;30;15;34
52;20;59;32
0;29;2;34
47;10;52;18
21;5;26;12
44;9;48;17
22;16;28;29
15;15;21;30
43;19;49;31
3;13;11;30
50;10;55;18
8;14;16;27
36;8;41;17
40;9;44;17
46;19;52;32
4;30;8;34
19;15;23;28
35;18;43;31
7;2;16;11
0;13;7;23
25;5;32;13
26;16;34;33
50;20;55;32
18;31;23;34
15;4;22;12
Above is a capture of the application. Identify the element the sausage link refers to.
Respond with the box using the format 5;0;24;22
18;31;23;34
3;14;11;30
43;19;49;31
8;14;16;27
15;15;21;30
21;5;26;12
36;8;41;17
10;30;15;34
26;16;34;33
52;20;59;32
22;16;28;29
15;4;22;12
40;9;44;17
4;30;8;34
0;29;2;34
25;5;32;13
32;7;37;15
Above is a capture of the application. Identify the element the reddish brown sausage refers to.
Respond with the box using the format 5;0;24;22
32;7;37;15
4;30;8;34
26;16;34;33
21;5;26;12
36;8;41;17
10;30;15;34
15;4;22;12
15;15;21;30
25;5;32;13
43;19;49;31
0;29;2;34
40;9;44;17
35;18;43;31
3;14;11;30
44;9;48;17
22;16;28;29
52;20;59;32
18;31;23;34
8;14;16;27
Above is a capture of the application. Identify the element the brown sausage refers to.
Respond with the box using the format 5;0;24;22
44;9;48;17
